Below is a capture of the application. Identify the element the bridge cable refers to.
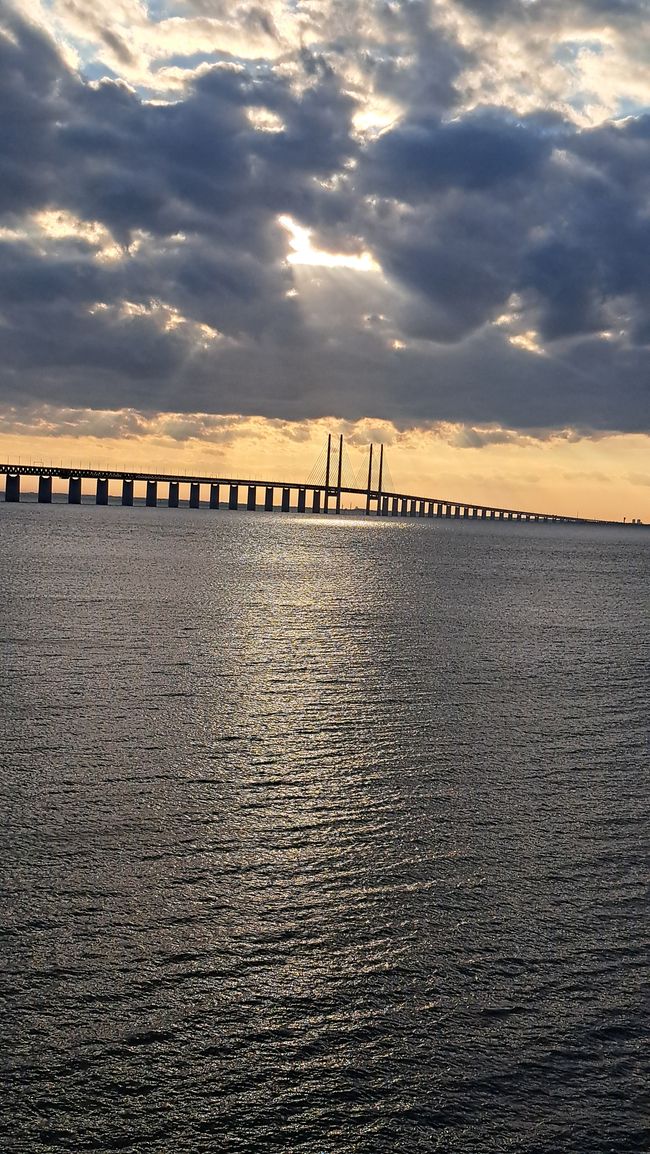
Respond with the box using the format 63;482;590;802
306;444;328;486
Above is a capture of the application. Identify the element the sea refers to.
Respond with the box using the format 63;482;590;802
0;503;648;1153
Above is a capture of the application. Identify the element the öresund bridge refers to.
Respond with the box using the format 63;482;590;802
0;435;628;526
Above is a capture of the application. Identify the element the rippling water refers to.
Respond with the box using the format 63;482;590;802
1;505;648;1153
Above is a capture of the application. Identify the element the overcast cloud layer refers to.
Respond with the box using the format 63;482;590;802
1;0;649;434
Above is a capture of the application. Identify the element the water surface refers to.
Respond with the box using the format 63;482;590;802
1;506;648;1152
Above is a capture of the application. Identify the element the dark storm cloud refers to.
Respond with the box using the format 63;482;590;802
0;5;649;434
366;0;468;116
365;111;553;196
521;116;650;342
360;112;554;342
361;108;650;358
0;238;112;307
0;15;67;214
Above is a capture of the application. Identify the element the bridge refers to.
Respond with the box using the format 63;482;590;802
0;435;626;525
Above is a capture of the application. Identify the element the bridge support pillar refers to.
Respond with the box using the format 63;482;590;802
419;500;425;517
453;505;460;518
281;487;290;512
400;497;408;516
382;495;389;515
312;490;321;514
445;505;452;517
297;488;306;513
264;486;274;511
247;485;256;511
190;482;200;509
68;476;81;504
145;480;157;507
209;483;220;509
38;475;52;504
5;474;20;502
427;501;434;517
96;478;108;505
122;479;133;506
229;484;238;510
436;503;443;517
410;499;417;516
168;481;179;508
392;497;399;516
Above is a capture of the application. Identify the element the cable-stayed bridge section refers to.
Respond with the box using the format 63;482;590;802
0;435;627;525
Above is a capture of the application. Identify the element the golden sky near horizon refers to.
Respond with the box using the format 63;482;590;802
2;419;649;522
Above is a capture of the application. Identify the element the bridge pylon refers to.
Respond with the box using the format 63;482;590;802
364;442;386;515
324;433;332;513
308;432;350;513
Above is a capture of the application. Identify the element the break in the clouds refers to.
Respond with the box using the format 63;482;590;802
1;0;649;436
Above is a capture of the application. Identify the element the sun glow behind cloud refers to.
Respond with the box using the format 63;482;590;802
279;216;381;273
28;209;127;261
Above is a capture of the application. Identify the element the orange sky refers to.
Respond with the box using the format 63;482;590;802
1;417;648;522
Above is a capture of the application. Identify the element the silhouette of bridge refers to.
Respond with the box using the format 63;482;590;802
0;435;625;525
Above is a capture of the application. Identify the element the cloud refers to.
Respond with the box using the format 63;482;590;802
365;111;552;197
0;2;649;441
452;0;650;123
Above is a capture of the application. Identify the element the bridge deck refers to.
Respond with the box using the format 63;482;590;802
0;463;625;525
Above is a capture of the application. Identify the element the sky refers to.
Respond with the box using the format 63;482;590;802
1;0;649;518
